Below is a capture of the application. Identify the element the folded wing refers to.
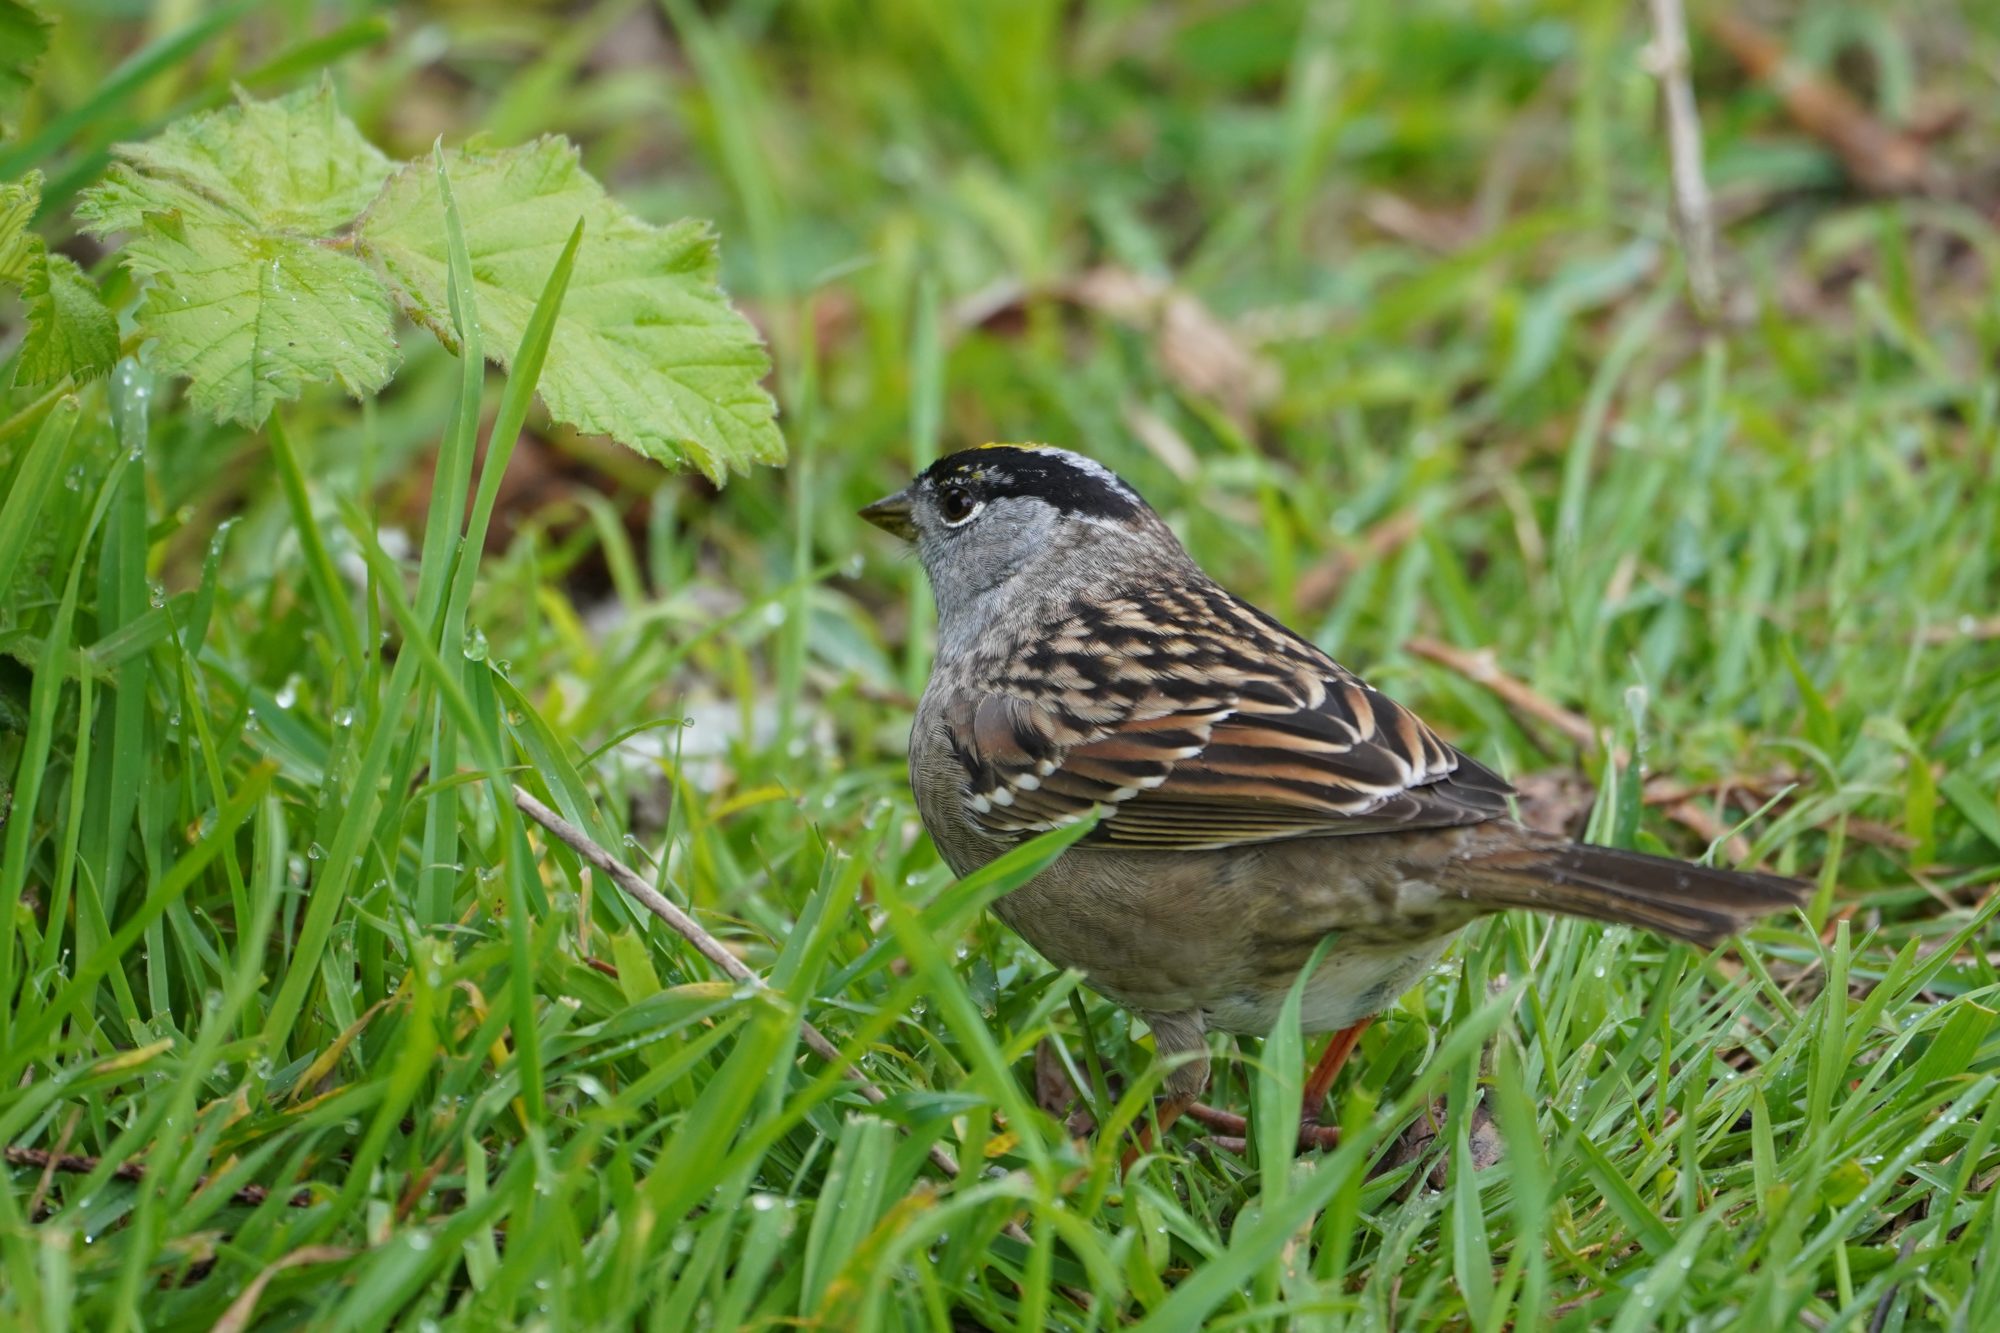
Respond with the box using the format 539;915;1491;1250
942;580;1513;852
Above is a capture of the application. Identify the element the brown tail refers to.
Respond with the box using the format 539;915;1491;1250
1452;840;1811;948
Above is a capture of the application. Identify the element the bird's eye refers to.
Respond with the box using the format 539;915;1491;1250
937;485;980;526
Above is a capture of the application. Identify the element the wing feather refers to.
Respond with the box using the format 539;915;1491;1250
951;579;1513;850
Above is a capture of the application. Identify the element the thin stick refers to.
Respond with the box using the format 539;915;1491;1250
510;785;963;1181
1644;0;1721;320
3;1146;311;1209
1405;636;1601;752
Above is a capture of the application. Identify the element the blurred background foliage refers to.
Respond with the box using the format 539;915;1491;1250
4;0;2000;1327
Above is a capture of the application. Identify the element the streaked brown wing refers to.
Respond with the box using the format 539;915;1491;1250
950;580;1514;851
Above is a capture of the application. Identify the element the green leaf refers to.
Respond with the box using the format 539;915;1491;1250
357;137;783;481
0;169;39;283
77;82;392;235
18;251;117;384
76;84;399;425
0;1;50;135
2;170;116;386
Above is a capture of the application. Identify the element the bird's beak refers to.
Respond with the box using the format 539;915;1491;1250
859;488;917;541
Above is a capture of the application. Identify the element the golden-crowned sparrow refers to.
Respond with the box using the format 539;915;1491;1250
862;444;1809;1147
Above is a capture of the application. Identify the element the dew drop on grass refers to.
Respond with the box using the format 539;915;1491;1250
148;582;167;609
407;1230;432;1251
275;675;300;709
306;842;325;861
333;707;355;727
462;626;489;661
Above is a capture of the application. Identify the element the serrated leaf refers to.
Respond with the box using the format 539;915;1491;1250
77;82;393;235
357;137;783;481
0;169;39;284
75;84;399;426
0;2;50;134
18;251;117;385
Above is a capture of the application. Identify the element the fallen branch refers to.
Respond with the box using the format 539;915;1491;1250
1643;0;1722;319
511;785;963;1181
1404;635;1602;753
3;1146;312;1209
1705;12;1932;195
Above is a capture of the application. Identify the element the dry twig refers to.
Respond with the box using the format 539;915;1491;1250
511;786;964;1181
3;1146;312;1210
1643;0;1722;319
1404;635;1602;754
1705;12;1932;194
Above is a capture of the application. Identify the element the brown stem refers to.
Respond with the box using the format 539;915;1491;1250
4;1146;312;1209
510;785;963;1182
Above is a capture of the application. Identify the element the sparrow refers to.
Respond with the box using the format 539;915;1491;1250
862;444;1808;1149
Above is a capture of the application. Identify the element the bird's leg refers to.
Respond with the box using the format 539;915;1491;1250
1182;1101;1248;1136
1120;1093;1196;1171
1279;1018;1370;1151
1185;1020;1369;1154
1121;1011;1209;1170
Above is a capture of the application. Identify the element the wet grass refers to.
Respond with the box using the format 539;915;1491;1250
4;1;2000;1327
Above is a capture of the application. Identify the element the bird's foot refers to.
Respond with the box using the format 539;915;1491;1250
1184;1100;1342;1154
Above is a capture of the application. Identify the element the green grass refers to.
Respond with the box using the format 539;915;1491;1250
6;0;2000;1328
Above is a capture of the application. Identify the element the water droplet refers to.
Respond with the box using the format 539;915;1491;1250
275;675;300;709
461;626;489;661
407;1230;432;1251
307;842;326;861
333;707;355;728
148;582;167;609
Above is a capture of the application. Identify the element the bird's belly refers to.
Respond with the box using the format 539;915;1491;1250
1199;937;1453;1036
981;840;1464;1032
